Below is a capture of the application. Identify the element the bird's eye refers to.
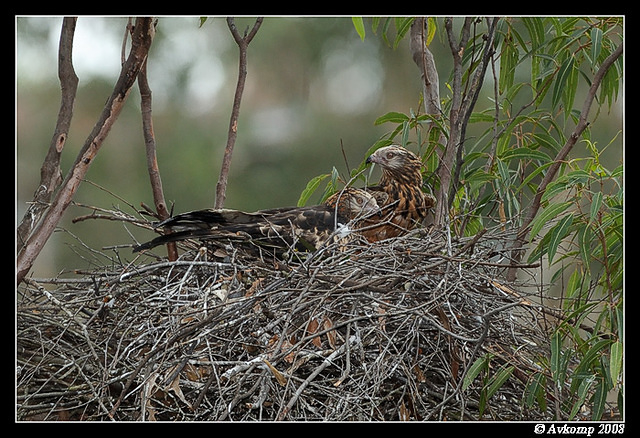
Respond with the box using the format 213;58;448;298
386;152;394;159
356;197;363;205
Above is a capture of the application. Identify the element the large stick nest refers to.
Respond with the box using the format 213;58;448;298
17;225;555;421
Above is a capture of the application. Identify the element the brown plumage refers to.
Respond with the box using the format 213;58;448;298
133;187;380;253
362;145;436;241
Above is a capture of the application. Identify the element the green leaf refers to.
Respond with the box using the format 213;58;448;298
486;366;514;400
426;17;437;46
563;59;579;114
569;376;594;420
566;169;591;186
320;167;340;202
352;17;366;41
550;330;567;387
504;82;527;106
609;341;623;387
563;301;600;329
371;17;381;34
400;121;409;148
525;373;547;411
575;339;614;376
590;27;603;67
380;18;393;47
615;301;624;340
462;216;484;237
467;169;498;186
565;269;583;300
529;201;573;241
533;132;562;153
500;147;552;163
374;111;410;125
541;181;568;204
499;37;517;95
589;191;603;225
469;111;495;123
462;355;490;391
547;213;573;264
552;55;575;109
522;17;545;49
591;378;607;420
393;17;414;49
297;173;329;207
519;162;553;195
577;224;593;275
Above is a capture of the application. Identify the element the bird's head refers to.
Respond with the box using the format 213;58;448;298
326;188;380;220
366;145;423;186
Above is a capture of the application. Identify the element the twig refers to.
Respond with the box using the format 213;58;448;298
214;17;264;208
137;31;178;261
277;335;360;420
409;17;446;227
449;17;498;209
424;300;522;420
18;224;583;421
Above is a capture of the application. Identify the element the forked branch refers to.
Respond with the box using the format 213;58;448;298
17;17;156;284
17;17;79;252
214;17;263;208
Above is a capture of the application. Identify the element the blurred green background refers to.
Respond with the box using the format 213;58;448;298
16;17;622;278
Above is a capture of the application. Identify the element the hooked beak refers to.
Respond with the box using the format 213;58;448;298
366;201;383;218
366;152;384;166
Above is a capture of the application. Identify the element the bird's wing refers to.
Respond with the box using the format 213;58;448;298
153;208;294;231
134;188;382;253
134;205;339;253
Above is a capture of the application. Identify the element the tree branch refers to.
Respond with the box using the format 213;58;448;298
431;17;472;226
449;17;498;209
17;17;79;252
506;42;623;281
17;17;156;284
214;17;263;209
409;18;447;227
138;43;178;261
410;18;441;118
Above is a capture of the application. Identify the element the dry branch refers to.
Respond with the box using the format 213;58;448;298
214;17;263;209
17;17;156;284
17;17;79;252
138;53;178;261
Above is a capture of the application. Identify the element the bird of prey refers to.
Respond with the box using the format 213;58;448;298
133;187;380;253
362;145;436;241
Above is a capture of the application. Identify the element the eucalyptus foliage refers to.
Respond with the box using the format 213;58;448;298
301;17;623;420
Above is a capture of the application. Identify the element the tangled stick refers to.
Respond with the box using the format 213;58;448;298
18;220;565;421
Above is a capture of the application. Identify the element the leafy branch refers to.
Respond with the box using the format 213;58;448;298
332;17;623;419
506;42;623;281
